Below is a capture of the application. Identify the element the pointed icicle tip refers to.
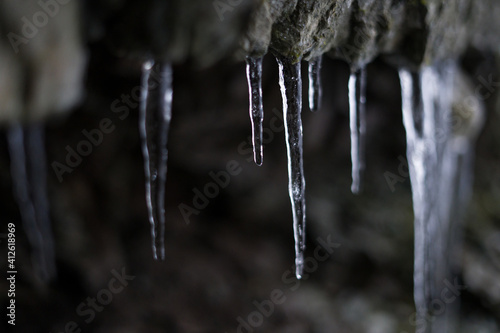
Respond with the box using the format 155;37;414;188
276;55;307;280
308;56;323;112
348;68;367;194
139;59;173;261
295;253;304;279
245;56;264;166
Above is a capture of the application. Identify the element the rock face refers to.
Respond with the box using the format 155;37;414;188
243;0;500;67
0;0;86;123
0;0;499;122
90;0;500;68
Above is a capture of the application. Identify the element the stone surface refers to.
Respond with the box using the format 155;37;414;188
0;0;86;123
243;0;500;68
1;0;500;122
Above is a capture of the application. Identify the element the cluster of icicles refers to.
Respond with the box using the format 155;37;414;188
241;55;368;279
8;53;477;331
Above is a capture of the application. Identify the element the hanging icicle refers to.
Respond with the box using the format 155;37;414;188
308;56;323;112
276;55;306;279
399;68;435;330
348;68;367;194
139;59;173;261
399;62;480;333
245;56;264;166
7;123;56;281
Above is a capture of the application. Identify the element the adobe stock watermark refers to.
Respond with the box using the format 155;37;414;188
384;72;499;192
51;62;166;182
50;267;135;333
213;0;244;21
178;107;286;224
233;235;340;333
402;278;466;333
7;0;73;54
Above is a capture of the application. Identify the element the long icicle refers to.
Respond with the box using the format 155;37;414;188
308;56;323;112
399;64;459;333
399;69;432;328
139;60;173;261
7;123;56;281
348;68;367;194
276;56;306;279
245;56;264;166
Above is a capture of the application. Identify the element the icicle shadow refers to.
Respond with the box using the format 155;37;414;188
245;56;264;166
139;60;173;261
308;56;323;112
276;55;306;279
399;62;481;333
7;123;56;281
348;68;367;194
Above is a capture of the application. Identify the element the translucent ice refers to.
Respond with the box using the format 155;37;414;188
245;56;264;166
139;60;173;261
276;56;306;279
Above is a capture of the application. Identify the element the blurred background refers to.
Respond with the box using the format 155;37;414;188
1;16;500;333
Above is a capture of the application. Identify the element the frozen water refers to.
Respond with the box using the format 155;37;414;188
308;56;323;112
348;68;367;194
276;56;306;279
245;56;264;166
139;60;173;261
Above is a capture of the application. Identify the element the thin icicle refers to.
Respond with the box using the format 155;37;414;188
245;56;264;166
399;63;465;333
308;56;323;112
276;56;306;279
348;68;367;194
7;123;56;281
139;59;173;261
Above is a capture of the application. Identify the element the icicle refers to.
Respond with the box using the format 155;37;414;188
139;59;173;261
7;123;56;281
276;56;306;279
308;56;323;112
245;56;264;166
348;68;367;194
399;68;433;328
399;62;471;333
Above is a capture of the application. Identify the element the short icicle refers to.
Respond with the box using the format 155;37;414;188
139;59;173;261
348;68;367;194
399;62;471;333
276;55;306;279
7;123;56;281
308;56;323;112
245;56;264;166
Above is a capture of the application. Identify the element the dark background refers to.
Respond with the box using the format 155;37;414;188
1;41;500;332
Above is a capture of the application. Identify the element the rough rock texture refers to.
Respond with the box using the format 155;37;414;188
88;0;500;68
243;0;500;67
2;0;500;123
